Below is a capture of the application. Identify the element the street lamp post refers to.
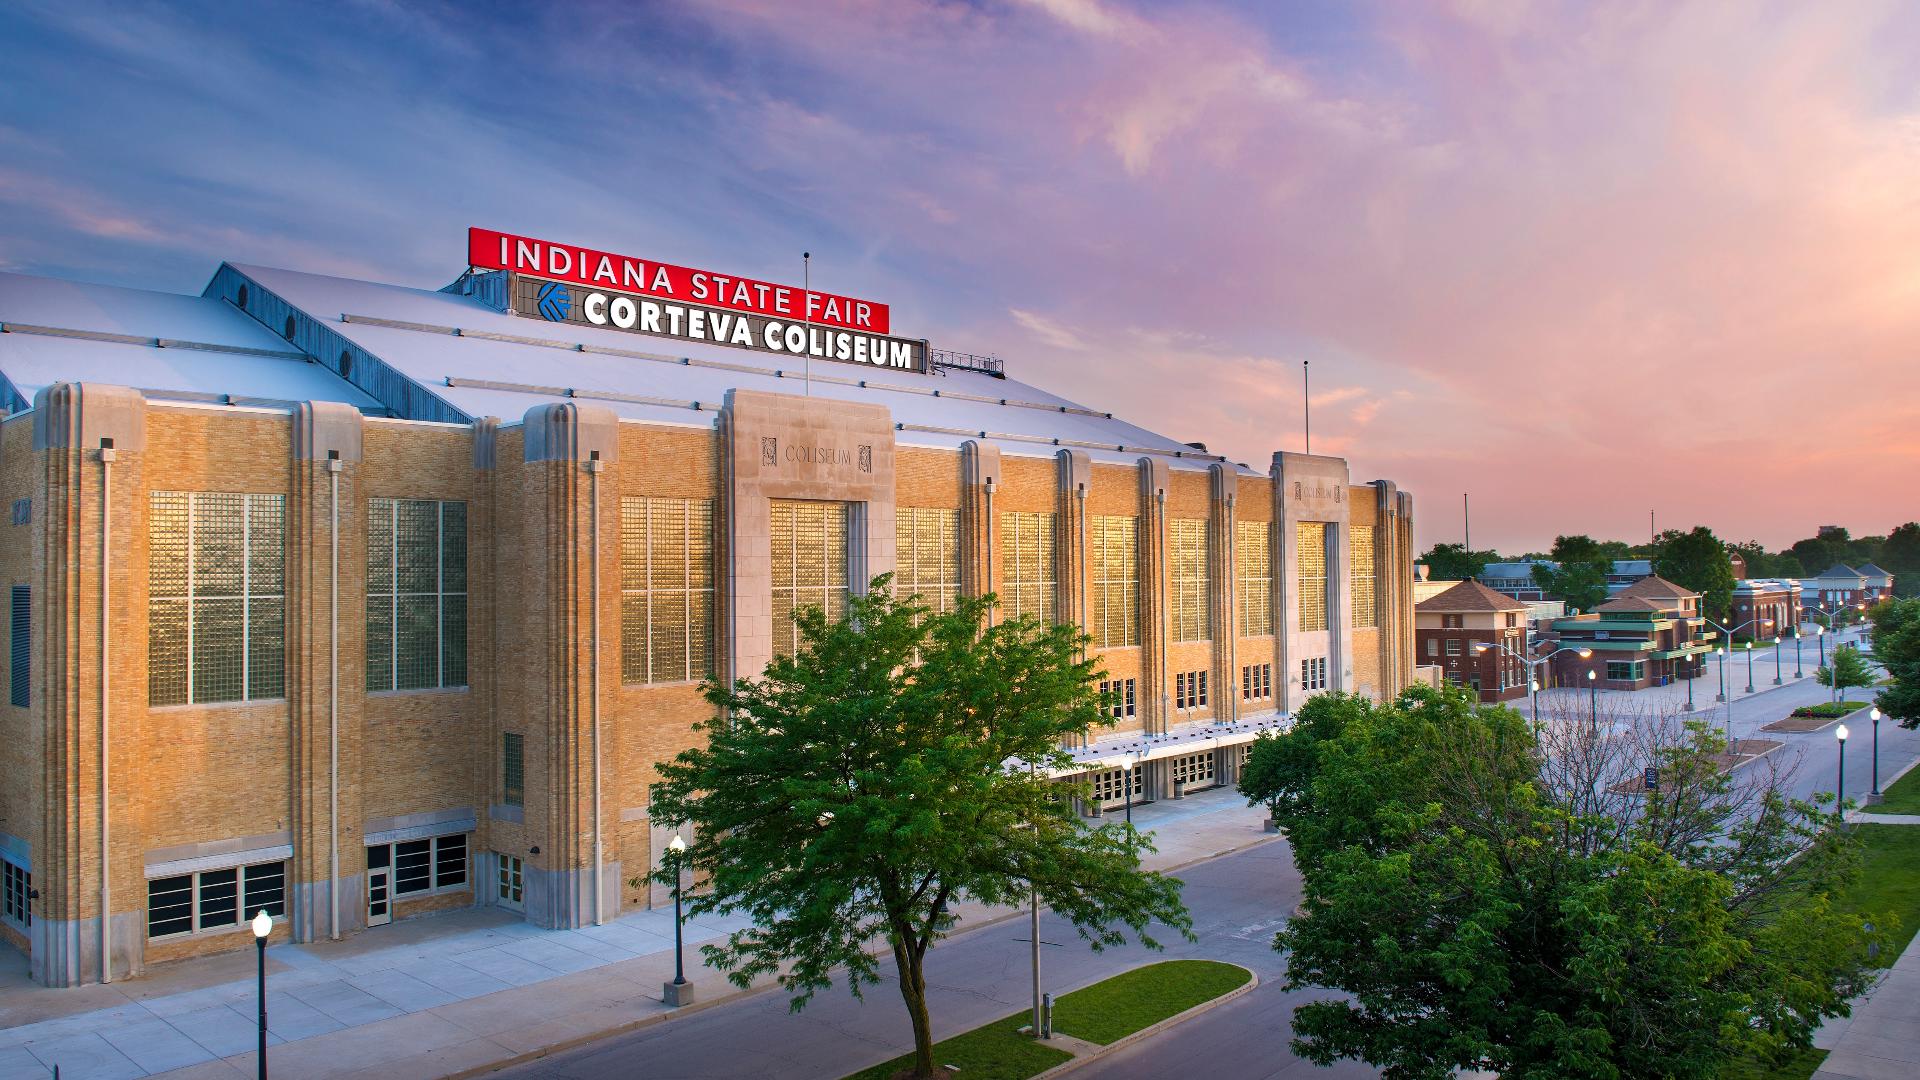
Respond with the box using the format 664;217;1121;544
1871;707;1883;798
1472;642;1591;741
1685;656;1695;712
1587;668;1598;732
665;834;692;1006
1744;640;1755;694
1794;630;1804;679
1715;646;1726;703
1836;724;1850;819
1773;633;1783;685
252;909;271;1080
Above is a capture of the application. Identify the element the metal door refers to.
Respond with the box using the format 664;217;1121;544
367;867;392;927
497;855;524;912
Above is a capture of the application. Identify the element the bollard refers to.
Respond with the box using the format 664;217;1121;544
1042;992;1054;1039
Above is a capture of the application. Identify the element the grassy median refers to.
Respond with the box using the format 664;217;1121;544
843;960;1250;1080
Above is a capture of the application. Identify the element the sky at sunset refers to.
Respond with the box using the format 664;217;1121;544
3;0;1917;554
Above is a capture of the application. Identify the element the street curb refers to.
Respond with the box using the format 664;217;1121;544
1034;962;1260;1078
452;831;1285;1077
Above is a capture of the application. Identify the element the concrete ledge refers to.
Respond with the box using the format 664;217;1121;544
1036;962;1260;1078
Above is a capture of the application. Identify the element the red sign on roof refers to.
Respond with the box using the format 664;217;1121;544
468;227;889;334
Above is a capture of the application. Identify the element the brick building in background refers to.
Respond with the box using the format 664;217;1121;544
0;229;1418;986
1549;576;1714;690
1414;579;1532;702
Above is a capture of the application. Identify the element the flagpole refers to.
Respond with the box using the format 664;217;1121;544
1302;360;1310;454
803;252;812;397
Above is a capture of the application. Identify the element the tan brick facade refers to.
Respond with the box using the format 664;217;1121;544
0;382;1415;985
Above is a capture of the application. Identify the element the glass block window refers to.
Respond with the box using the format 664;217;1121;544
9;585;27;708
895;507;961;614
1237;522;1272;637
148;492;285;706
1297;522;1329;633
1349;524;1377;629
502;732;525;808
2;859;27;927
1001;512;1057;623
1092;516;1139;648
1169;519;1210;642
620;498;715;684
770;500;850;659
366;833;467;895
366;499;468;691
146;860;284;938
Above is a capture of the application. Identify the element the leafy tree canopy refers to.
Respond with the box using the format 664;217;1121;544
1882;522;1920;572
1871;597;1920;726
1269;686;1880;1080
1418;543;1498;582
1655;526;1737;621
1530;537;1612;613
647;580;1191;1078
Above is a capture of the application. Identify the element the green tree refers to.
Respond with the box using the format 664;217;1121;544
1655;526;1737;621
1817;643;1875;705
1237;695;1366;825
1418;542;1496;581
1270;685;1881;1080
1881;522;1920;571
1791;536;1836;576
645;580;1191;1079
1871;597;1920;726
1529;537;1613;613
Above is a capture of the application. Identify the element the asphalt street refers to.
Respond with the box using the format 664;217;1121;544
493;837;1374;1080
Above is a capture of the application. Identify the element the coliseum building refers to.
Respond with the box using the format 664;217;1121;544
0;229;1416;986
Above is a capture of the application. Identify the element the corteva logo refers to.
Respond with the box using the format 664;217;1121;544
535;281;571;321
507;274;928;373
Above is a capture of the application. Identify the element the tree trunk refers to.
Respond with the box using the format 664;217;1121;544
893;937;936;1079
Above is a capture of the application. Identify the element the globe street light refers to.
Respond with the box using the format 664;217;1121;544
665;834;692;1005
1836;723;1850;819
252;908;271;1080
1715;645;1727;703
1773;625;1784;685
1793;629;1804;680
1587;668;1598;731
1744;639;1755;694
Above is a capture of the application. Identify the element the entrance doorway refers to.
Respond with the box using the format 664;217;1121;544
496;854;524;912
367;866;392;927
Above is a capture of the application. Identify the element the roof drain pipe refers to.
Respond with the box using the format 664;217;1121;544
1077;483;1088;749
1157;488;1169;738
984;478;995;628
587;450;605;926
328;451;342;939
99;438;116;983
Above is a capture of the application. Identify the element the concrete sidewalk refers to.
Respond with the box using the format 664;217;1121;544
0;786;1271;1080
